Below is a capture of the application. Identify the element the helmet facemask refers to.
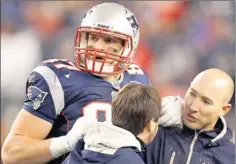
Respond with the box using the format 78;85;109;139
74;26;133;77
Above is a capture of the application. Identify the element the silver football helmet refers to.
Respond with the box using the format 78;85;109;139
74;2;140;76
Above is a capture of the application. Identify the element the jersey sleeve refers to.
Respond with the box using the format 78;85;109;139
126;64;151;86
139;71;151;86
23;64;65;124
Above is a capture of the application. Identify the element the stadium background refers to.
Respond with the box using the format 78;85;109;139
1;1;235;162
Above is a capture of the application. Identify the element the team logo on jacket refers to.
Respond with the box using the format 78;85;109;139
27;86;48;110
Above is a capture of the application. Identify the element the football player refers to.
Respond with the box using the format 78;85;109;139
2;2;182;164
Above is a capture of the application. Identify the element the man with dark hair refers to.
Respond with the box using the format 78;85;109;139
112;83;161;138
62;83;162;164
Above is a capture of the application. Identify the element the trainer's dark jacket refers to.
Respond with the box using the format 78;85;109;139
145;116;235;164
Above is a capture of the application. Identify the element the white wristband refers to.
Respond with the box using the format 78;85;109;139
49;136;71;158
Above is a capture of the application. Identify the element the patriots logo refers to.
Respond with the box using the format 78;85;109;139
27;86;48;110
126;15;139;37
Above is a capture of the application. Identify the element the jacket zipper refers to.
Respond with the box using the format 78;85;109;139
186;131;200;164
169;151;176;164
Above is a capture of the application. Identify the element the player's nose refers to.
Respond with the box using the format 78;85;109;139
93;38;107;51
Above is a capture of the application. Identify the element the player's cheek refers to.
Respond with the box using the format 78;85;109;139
107;46;119;54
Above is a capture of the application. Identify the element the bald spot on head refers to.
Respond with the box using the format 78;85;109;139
191;68;234;105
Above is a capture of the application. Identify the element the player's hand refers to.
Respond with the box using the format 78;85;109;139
159;96;183;127
66;116;98;148
49;116;98;158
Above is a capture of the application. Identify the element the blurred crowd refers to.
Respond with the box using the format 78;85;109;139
1;0;235;151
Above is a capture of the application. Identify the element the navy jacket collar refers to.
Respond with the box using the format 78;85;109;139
181;116;233;147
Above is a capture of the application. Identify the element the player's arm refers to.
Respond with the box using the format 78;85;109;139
1;65;64;164
2;111;96;164
2;65;71;164
1;109;54;164
2;64;96;164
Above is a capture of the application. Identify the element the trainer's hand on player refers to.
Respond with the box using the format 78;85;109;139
49;116;98;158
159;96;183;127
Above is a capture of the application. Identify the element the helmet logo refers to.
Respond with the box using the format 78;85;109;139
82;8;94;19
126;15;139;37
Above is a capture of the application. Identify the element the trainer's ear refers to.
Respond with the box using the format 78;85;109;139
221;103;231;116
